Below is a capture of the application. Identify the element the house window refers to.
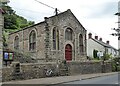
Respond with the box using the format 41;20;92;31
29;30;36;51
79;34;84;53
14;36;19;50
65;28;73;40
53;28;59;50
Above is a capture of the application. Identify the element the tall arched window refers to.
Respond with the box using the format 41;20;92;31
79;34;84;53
53;28;56;50
65;28;73;40
14;36;19;50
56;29;59;50
53;28;59;50
29;30;36;51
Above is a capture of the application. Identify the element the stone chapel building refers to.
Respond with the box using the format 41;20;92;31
8;9;87;62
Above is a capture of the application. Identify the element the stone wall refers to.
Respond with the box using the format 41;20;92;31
0;10;3;69
2;61;112;82
2;67;14;81
2;62;58;82
20;62;58;80
67;61;112;75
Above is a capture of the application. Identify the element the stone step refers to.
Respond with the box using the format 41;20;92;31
59;68;69;76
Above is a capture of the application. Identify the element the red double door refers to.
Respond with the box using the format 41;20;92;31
65;44;72;61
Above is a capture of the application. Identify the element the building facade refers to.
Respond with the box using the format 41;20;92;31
8;9;87;62
87;33;118;59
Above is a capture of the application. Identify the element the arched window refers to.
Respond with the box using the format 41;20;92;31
56;29;59;50
53;28;59;50
79;34;84;53
14;36;19;50
29;30;36;51
53;28;56;50
65;28;73;40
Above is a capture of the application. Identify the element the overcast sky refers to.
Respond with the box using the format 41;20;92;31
8;0;119;49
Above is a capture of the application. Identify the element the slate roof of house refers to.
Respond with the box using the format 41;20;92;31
91;38;117;50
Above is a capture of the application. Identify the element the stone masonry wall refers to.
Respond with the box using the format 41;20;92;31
67;61;112;75
8;9;87;62
20;62;58;80
2;62;58;82
2;67;14;81
2;61;112;82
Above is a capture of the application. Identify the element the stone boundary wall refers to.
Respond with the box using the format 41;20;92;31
2;61;112;82
20;62;58;80
2;67;14;81
67;61;112;75
2;62;58;82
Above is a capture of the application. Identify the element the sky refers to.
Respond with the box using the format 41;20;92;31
8;0;119;49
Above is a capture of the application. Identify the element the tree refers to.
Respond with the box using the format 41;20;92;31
2;2;35;47
2;2;35;31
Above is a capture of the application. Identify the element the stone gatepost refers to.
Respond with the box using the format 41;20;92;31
0;0;9;81
0;0;4;71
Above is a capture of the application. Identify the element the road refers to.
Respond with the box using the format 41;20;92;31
61;73;119;85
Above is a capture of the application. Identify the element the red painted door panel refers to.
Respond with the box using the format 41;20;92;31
65;44;72;61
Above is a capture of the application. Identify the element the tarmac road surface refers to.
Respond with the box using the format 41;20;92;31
61;73;119;85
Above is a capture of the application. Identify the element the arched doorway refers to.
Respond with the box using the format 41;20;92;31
65;44;72;61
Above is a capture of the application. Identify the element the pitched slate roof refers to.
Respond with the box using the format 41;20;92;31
91;38;117;50
9;9;86;35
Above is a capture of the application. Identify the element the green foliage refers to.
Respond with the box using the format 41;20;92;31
2;2;35;47
103;53;112;60
2;3;35;31
3;31;8;47
4;14;18;29
93;49;99;60
112;57;120;71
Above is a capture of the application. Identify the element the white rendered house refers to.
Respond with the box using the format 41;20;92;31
87;33;118;59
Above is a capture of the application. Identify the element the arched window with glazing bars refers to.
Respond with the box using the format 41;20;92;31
79;34;84;53
29;30;36;51
53;28;59;50
14;36;19;50
65;28;73;40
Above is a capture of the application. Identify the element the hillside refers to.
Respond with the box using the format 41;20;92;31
2;2;35;47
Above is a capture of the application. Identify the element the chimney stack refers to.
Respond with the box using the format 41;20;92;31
99;38;102;41
106;41;109;45
95;36;98;40
88;33;92;39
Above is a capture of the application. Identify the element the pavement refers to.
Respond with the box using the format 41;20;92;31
2;72;118;84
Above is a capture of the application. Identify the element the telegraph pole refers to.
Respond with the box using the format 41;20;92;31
111;1;120;57
111;28;120;56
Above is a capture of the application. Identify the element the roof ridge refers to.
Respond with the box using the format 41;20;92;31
91;38;117;50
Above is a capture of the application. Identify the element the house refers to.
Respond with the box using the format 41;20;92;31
87;33;118;59
8;9;87;62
